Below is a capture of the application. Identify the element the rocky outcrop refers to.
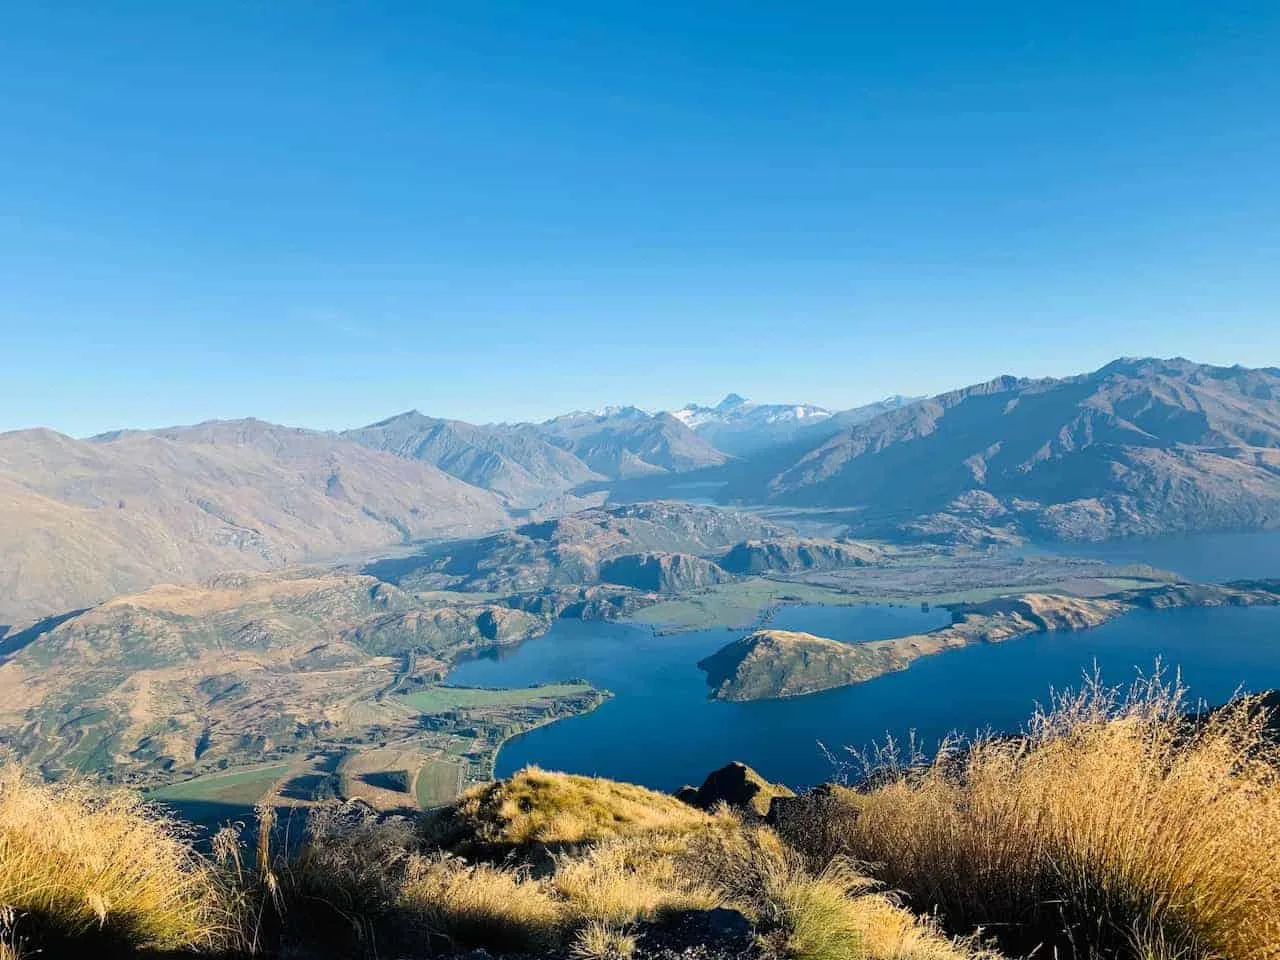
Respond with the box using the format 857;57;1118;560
505;584;658;620
600;552;729;594
391;502;783;596
346;604;547;656
718;537;880;575
682;761;795;817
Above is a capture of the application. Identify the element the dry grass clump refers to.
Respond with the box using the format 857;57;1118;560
397;854;564;953
433;766;711;849
799;677;1280;960
267;804;421;952
690;822;993;960
570;919;638;959
278;802;723;956
0;764;239;954
552;831;722;926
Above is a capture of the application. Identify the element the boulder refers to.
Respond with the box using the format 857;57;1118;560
689;762;794;818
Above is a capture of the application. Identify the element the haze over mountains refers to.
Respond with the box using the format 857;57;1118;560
3;357;1279;626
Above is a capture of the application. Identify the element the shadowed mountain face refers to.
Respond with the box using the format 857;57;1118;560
762;358;1280;540
342;411;602;507
0;420;509;625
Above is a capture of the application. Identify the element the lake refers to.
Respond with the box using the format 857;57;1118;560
1028;529;1280;583
449;601;1280;792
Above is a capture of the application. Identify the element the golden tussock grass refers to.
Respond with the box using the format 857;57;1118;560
435;765;711;848
551;831;722;926
794;677;1280;960
0;764;240;953
397;854;564;952
690;821;993;960
570;919;638;959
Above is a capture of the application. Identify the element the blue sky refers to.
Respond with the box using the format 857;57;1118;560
2;2;1278;435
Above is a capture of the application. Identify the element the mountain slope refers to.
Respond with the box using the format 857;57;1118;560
383;501;786;595
537;407;729;477
343;411;601;507
763;358;1280;540
0;420;509;625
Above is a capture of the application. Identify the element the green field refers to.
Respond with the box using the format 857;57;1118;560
148;763;291;805
416;758;465;808
399;682;594;713
627;579;862;631
865;576;1173;607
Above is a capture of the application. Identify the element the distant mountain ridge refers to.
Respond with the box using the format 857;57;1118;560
760;357;1280;541
0;420;509;626
342;411;602;507
5;357;1280;626
346;406;727;506
673;394;833;455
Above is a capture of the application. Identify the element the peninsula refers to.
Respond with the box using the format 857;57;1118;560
700;580;1280;701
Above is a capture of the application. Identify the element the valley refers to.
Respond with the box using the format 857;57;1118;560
3;357;1280;824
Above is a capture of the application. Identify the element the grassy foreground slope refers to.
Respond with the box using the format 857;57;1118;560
1;680;1277;960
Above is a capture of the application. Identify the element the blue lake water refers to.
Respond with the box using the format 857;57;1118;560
1028;529;1280;583
449;602;1280;792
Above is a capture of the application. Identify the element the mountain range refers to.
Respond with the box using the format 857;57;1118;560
0;420;509;627
673;392;918;455
3;357;1279;626
759;357;1280;541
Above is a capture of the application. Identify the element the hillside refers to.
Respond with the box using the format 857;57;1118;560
759;358;1280;541
698;628;902;701
5;684;1279;960
343;411;602;507
381;501;785;595
537;407;730;477
0;570;552;783
0;421;510;627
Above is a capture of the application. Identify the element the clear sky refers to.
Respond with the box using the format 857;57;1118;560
2;2;1278;436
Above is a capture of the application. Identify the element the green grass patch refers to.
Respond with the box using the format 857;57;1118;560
627;579;861;631
400;683;594;713
872;576;1173;607
416;758;464;808
149;763;291;805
